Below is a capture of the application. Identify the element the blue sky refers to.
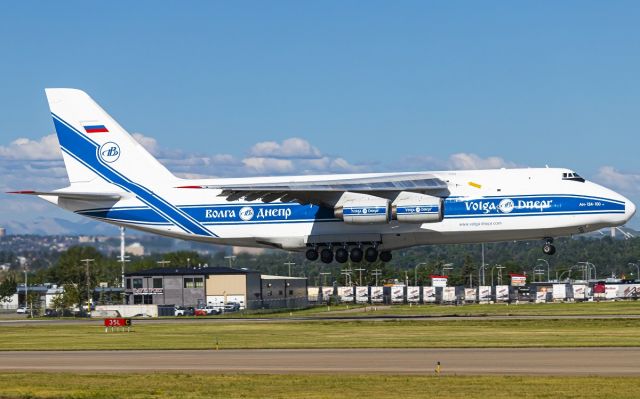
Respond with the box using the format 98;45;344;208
0;1;638;229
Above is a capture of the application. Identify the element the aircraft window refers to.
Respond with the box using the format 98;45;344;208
562;172;585;182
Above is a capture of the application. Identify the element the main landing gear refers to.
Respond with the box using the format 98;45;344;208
305;245;392;264
542;238;556;255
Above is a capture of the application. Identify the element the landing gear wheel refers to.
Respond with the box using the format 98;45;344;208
364;247;378;263
305;248;319;261
320;248;334;263
335;248;349;263
542;243;556;255
379;251;392;262
350;247;363;263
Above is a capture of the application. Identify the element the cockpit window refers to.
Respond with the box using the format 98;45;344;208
562;172;585;182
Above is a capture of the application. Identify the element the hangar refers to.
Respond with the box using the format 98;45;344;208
124;266;308;310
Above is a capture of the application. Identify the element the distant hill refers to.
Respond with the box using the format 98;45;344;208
1;217;139;236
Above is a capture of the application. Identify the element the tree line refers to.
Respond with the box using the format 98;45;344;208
0;236;639;303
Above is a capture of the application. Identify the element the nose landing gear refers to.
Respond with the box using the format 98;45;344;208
542;238;556;255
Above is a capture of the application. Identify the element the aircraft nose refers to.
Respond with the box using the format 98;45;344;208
626;199;637;221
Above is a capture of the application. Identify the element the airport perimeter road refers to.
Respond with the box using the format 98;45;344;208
2;348;639;375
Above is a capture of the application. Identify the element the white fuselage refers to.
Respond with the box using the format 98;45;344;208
48;167;635;251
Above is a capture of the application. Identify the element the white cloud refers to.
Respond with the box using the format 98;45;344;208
594;166;640;194
249;138;322;159
0;134;62;160
242;157;294;174
396;153;517;171
131;133;159;155
447;153;516;170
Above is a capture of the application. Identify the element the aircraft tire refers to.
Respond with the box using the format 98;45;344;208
364;247;378;263
320;248;334;263
305;248;319;261
350;247;363;263
379;251;392;262
335;248;349;263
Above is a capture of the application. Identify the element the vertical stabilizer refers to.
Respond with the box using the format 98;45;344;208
45;88;175;186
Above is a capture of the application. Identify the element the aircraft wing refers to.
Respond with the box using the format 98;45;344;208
8;190;122;201
179;173;448;205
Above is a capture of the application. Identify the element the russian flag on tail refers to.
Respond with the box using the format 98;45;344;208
83;124;109;133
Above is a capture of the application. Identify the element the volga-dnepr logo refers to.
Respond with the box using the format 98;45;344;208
239;207;255;221
497;199;515;214
99;142;120;163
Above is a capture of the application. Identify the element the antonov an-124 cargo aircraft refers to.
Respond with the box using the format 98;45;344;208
11;89;636;263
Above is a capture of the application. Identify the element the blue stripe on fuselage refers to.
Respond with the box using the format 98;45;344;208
75;195;625;227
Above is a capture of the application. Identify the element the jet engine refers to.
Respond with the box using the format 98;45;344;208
334;193;390;224
391;192;443;223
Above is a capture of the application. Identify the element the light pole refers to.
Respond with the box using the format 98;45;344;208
119;226;129;290
490;264;503;286
536;258;550;282
496;265;505;285
559;264;581;282
319;272;331;287
81;258;94;314
628;263;639;281
341;269;352;286
533;267;545;282
590;262;597;280
354;268;366;286
224;255;236;268
24;268;29;317
480;243;485;286
578;261;596;281
441;263;453;276
284;261;295;277
372;269;382;286
415;262;427;286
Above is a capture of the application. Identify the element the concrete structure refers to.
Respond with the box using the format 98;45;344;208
124;266;308;310
16;284;63;309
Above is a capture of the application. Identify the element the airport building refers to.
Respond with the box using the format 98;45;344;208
124;266;308;310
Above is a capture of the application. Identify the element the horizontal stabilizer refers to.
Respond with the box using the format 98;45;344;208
8;190;122;201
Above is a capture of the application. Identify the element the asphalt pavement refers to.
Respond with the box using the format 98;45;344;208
2;348;638;375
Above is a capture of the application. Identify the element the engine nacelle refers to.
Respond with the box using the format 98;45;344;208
334;194;390;224
392;193;444;223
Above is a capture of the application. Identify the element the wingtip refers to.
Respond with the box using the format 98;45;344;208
6;190;36;195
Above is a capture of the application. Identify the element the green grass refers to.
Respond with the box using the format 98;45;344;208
0;373;637;399
2;318;640;350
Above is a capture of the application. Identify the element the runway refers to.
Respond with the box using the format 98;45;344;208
2;348;639;375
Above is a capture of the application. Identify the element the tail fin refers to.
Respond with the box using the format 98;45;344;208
45;88;176;186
